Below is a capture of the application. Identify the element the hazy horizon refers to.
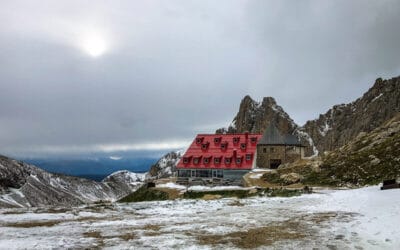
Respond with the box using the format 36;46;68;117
1;0;400;158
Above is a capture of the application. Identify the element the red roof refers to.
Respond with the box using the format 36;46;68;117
176;133;263;170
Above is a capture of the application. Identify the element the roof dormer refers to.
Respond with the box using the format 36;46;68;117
201;142;210;150
250;137;257;144
193;156;202;165
235;156;243;164
214;136;222;144
182;156;192;164
203;156;212;164
245;153;252;161
240;143;247;150
233;136;240;144
224;156;232;164
196;136;204;145
220;141;228;151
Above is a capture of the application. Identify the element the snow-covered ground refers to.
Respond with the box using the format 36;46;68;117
0;186;398;249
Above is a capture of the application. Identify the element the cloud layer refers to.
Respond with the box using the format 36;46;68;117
0;0;399;156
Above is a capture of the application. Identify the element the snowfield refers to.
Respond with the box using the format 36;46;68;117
0;186;398;249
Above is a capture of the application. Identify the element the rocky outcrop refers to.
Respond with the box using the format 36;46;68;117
301;76;400;154
318;113;400;186
216;96;297;135
217;76;400;156
0;156;144;208
148;150;183;179
216;96;318;156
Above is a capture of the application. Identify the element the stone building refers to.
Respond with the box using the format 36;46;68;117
256;123;304;169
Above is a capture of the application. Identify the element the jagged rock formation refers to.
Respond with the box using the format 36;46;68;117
216;96;297;135
216;96;317;156
0;156;144;208
217;76;400;156
301;76;400;154
148;150;183;179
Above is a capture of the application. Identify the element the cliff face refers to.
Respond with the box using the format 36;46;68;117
302;76;400;154
217;76;400;156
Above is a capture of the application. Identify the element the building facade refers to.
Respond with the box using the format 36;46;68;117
256;123;304;169
176;133;263;185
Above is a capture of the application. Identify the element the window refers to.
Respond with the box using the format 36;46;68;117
183;157;189;164
240;143;246;150
225;157;231;164
214;157;221;164
233;137;239;144
178;170;190;177
245;154;252;161
263;147;267;153
193;157;200;164
250;137;257;144
270;147;275;153
201;143;209;150
236;157;242;164
204;157;211;164
221;143;227;150
196;137;204;144
214;137;221;144
213;170;223;178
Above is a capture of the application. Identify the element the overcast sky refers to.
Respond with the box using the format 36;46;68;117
1;0;399;157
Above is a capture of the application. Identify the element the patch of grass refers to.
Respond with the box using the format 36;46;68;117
183;189;257;199
196;221;306;248
195;212;357;248
267;188;302;197
118;186;169;203
83;231;103;239
118;232;136;241
262;172;282;184
4;220;62;228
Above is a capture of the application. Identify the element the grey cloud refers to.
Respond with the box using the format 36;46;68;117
0;0;399;157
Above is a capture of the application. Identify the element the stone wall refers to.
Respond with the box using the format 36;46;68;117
256;145;302;168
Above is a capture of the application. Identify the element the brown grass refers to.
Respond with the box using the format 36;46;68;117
4;220;62;228
195;212;357;248
153;187;183;199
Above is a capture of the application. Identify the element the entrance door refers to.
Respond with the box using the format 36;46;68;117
270;159;282;169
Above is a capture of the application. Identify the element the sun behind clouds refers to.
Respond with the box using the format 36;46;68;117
81;34;107;57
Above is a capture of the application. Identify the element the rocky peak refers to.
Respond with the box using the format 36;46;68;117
216;95;318;156
216;95;296;134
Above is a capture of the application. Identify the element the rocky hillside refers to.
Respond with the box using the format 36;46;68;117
302;76;400;154
216;96;317;156
0;156;144;208
317;113;400;186
261;113;400;187
218;76;400;156
147;150;183;179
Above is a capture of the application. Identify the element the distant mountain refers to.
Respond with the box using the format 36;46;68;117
147;150;184;179
0;155;144;208
21;156;158;178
